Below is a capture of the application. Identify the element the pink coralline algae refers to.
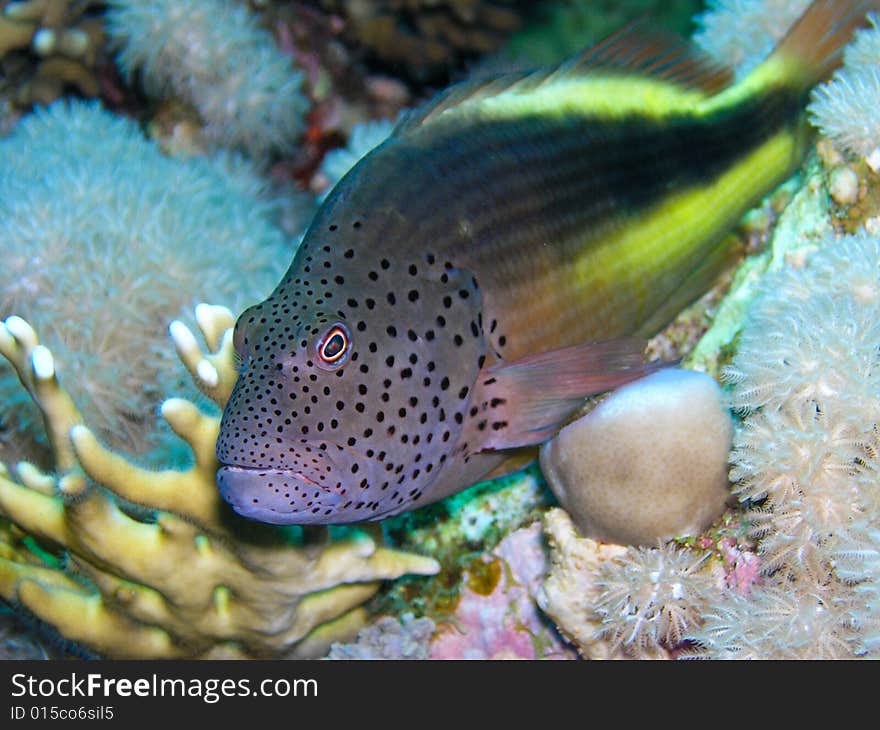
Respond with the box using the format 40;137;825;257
718;537;761;596
429;522;575;659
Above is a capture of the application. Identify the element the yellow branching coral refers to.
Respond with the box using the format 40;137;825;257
0;12;34;56
1;0;105;105
0;305;439;659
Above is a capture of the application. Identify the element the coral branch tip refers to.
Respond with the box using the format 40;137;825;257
31;345;55;381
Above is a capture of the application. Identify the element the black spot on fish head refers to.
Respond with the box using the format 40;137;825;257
217;214;489;524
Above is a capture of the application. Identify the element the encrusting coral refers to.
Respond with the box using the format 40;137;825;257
0;306;439;659
427;521;574;659
105;0;309;160
0;0;105;106
0;100;303;468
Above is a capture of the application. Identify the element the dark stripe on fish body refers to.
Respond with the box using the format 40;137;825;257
416;87;802;251
348;89;796;251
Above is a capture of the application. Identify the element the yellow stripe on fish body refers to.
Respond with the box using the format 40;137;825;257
421;44;803;128
476;75;711;122
569;128;802;337
427;79;810;356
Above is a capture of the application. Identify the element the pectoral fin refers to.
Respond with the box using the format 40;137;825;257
467;337;661;450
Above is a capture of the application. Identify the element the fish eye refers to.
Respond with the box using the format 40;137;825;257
316;323;351;369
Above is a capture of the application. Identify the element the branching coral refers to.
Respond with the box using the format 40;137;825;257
0;308;439;659
0;0;105;106
105;0;309;159
0;99;304;467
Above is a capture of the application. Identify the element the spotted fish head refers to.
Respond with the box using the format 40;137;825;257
216;201;488;524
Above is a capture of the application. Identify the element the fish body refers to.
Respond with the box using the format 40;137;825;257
217;1;876;524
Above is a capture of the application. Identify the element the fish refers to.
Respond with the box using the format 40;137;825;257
216;0;877;525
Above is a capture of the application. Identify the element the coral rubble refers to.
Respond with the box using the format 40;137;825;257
0;308;438;658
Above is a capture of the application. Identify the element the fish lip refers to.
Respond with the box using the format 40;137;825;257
216;464;347;525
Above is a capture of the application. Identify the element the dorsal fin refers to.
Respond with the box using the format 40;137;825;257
562;21;734;94
394;23;735;136
393;71;534;135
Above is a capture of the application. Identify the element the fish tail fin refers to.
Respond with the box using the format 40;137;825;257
767;0;880;90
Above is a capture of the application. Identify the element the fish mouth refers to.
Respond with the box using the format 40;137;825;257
216;465;345;525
